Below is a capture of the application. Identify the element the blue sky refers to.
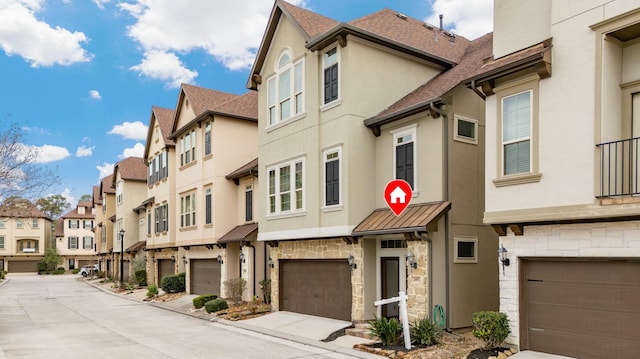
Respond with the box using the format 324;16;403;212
0;0;492;205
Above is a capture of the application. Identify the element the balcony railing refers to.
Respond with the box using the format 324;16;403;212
597;137;640;198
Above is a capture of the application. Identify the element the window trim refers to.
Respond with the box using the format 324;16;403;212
180;191;197;228
391;124;417;192
267;158;305;216
204;187;212;225
493;74;542;187
454;115;478;144
266;49;305;128
323;146;342;208
453;236;478;263
322;46;340;105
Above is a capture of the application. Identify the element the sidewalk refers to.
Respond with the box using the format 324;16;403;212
84;278;380;359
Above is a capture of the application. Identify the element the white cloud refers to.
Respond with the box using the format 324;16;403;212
60;188;76;206
0;0;93;67
426;0;493;39
119;0;305;86
120;142;145;158
75;145;94;157
16;143;70;163
88;90;101;100
96;162;114;180
92;0;111;10
130;50;197;88
108;121;148;140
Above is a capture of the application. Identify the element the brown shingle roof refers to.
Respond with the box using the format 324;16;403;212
0;198;49;219
226;158;258;183
113;157;146;184
365;33;493;129
180;84;238;119
352;201;451;237
280;0;339;38
218;223;258;244
212;90;258;121
61;204;94;220
92;185;101;205
101;174;115;194
154;106;176;145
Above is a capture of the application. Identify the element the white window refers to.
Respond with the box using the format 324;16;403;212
68;236;78;249
268;159;304;214
180;192;196;227
205;187;212;225
454;237;478;263
16;219;23;229
454;116;478;144
323;147;341;207
502;90;532;175
32;219;39;228
116;180;123;204
84;220;92;229
267;50;304;126
69;220;79;229
180;129;196;166
78;207;85;214
392;125;417;190
83;236;93;249
204;121;212;156
323;47;339;104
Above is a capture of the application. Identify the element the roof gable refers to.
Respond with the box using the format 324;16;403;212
143;106;175;162
112;157;146;187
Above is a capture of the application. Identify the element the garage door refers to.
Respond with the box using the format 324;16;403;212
190;259;221;295
280;259;352;321
158;259;175;283
8;260;39;273
522;260;640;358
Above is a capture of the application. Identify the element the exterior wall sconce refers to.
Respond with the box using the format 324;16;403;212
182;256;187;265
217;254;224;264
498;244;510;274
406;252;417;269
152;258;157;262
347;255;357;270
267;257;274;268
171;255;175;262
239;252;246;263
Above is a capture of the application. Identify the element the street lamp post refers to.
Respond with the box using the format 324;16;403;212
119;229;125;284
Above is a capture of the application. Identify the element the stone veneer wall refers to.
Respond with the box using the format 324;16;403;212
406;240;429;323
499;221;640;348
269;239;365;321
184;247;226;295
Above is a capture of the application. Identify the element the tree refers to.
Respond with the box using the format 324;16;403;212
79;194;92;202
41;247;63;272
36;194;70;221
0;123;60;200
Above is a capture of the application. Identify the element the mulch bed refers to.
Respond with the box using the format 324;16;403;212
466;347;511;359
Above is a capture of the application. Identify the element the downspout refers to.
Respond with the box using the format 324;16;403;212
429;102;451;330
415;231;432;322
470;80;486;100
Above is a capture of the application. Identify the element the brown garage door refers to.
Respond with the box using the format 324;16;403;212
8;260;39;273
522;259;640;358
280;259;352;321
190;259;221;295
158;259;175;284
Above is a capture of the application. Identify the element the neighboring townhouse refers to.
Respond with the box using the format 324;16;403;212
142;106;178;286
95;174;116;277
57;200;97;270
223;158;266;302
169;84;258;296
0;198;52;273
468;0;640;357
249;0;497;327
112;157;147;282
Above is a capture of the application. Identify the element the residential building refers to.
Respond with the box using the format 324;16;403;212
95;174;116;277
141;106;178;286
57;200;97;270
249;0;497;327
112;157;147;282
469;0;640;356
169;84;258;296
0;198;52;272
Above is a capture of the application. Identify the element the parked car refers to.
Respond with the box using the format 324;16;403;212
79;264;99;277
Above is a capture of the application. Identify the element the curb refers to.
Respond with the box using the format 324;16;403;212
84;279;381;359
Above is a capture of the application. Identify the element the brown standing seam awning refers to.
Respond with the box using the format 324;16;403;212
126;241;146;253
352;201;451;237
218;223;258;244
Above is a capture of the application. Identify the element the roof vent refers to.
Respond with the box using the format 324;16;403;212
395;12;407;20
443;31;456;43
423;22;434;30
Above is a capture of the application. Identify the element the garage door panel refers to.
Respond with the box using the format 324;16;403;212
158;259;174;282
190;259;221;295
280;260;351;321
8;260;39;273
523;260;640;358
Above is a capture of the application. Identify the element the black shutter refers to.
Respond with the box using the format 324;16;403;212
325;160;339;205
205;192;212;224
245;189;253;222
324;64;338;104
396;142;414;189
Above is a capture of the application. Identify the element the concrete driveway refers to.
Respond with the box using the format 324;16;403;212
511;351;575;358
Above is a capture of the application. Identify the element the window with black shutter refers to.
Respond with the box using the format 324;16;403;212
325;152;339;206
245;186;253;222
323;48;338;104
395;141;414;189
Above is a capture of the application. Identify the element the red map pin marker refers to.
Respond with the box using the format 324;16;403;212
384;179;412;216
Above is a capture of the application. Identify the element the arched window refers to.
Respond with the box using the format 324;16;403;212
267;50;304;126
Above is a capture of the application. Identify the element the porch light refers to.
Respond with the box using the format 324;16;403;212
498;244;510;274
217;254;224;264
182;256;187;264
239;252;246;263
347;255;357;270
406;252;417;269
171;255;175;262
267;257;274;268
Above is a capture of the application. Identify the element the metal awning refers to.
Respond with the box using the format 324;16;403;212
125;241;146;253
352;201;451;237
218;223;258;244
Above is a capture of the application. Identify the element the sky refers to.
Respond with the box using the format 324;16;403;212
0;0;493;206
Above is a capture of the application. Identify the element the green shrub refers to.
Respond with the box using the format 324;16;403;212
146;284;158;298
72;268;80;274
37;261;48;273
135;269;147;286
54;267;65;275
204;298;228;313
410;316;442;347
193;294;218;309
259;279;271;304
96;270;105;278
0;271;5;280
369;316;401;348
223;277;247;304
472;311;510;350
160;273;185;293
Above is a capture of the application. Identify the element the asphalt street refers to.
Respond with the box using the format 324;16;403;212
0;274;360;359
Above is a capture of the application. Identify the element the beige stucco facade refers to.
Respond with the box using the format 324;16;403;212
0;216;52;272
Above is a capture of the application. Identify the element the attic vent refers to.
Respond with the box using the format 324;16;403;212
395;12;407;20
423;22;434;30
443;31;456;43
